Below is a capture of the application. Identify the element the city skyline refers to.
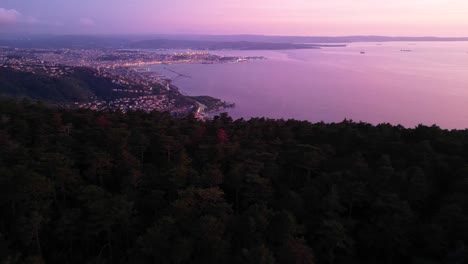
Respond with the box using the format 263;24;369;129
1;0;468;36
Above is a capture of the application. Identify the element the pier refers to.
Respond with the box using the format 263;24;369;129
163;67;192;78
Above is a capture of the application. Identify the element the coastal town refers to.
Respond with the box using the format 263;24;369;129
0;47;262;117
0;47;264;68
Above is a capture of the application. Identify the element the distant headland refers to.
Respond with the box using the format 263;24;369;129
1;34;467;50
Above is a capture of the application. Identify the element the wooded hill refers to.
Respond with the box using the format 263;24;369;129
1;99;467;264
0;67;123;103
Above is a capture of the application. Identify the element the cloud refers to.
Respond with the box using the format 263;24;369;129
24;16;40;24
79;17;95;27
0;8;20;26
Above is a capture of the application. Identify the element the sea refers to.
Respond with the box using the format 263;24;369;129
148;42;468;129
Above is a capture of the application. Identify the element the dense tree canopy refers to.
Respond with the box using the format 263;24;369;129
1;99;468;264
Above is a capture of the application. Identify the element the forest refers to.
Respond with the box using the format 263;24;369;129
1;99;467;264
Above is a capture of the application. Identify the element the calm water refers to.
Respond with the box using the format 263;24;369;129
150;42;468;129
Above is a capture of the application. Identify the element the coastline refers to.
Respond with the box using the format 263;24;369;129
190;96;236;120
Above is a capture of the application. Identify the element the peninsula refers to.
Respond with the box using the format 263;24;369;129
0;47;242;117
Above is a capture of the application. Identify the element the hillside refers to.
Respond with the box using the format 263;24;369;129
0;67;121;102
1;100;468;264
0;67;204;114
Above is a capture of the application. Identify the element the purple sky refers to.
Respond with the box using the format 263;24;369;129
1;0;468;36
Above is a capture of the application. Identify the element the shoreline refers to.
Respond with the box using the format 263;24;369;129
190;96;236;120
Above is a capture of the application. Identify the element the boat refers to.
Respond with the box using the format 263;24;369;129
360;51;366;54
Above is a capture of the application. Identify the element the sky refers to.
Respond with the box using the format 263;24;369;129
1;0;468;36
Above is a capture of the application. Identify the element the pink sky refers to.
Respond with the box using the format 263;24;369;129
154;0;468;36
2;0;468;35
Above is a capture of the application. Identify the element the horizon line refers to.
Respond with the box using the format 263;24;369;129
2;33;468;39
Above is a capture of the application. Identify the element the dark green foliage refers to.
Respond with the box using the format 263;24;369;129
1;99;468;264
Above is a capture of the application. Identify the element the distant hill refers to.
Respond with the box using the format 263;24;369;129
0;35;130;49
128;39;322;50
141;34;468;43
0;67;122;103
2;34;467;49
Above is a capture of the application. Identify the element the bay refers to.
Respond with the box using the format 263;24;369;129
149;42;468;129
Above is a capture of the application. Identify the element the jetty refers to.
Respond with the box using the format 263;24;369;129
163;67;192;78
